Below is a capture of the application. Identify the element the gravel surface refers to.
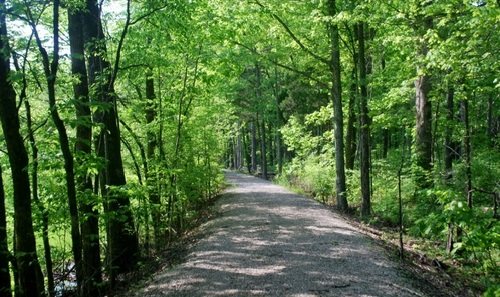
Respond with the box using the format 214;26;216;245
133;171;426;296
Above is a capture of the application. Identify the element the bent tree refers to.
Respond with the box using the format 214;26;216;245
0;1;44;295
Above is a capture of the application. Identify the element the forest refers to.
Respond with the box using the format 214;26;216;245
0;0;498;296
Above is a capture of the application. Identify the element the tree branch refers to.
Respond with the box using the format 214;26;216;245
233;41;328;88
252;0;330;66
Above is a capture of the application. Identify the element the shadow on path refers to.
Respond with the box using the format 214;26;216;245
135;171;425;297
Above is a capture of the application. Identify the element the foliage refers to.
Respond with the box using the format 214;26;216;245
0;0;498;295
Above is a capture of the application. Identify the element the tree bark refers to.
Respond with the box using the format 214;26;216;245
461;98;472;209
0;4;45;295
358;22;371;217
414;18;433;189
345;76;357;171
68;7;102;296
327;0;348;211
145;66;162;251
251;121;257;172
444;85;454;174
237;120;243;169
256;65;268;179
82;0;138;279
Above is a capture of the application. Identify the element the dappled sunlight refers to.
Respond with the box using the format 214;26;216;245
136;172;424;296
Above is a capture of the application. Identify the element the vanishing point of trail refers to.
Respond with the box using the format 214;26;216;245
132;171;425;296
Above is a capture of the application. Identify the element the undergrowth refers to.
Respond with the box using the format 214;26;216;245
275;151;499;296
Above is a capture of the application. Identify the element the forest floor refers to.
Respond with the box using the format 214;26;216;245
121;171;477;297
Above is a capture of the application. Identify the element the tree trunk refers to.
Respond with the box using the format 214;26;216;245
256;65;267;179
68;8;103;295
414;18;433;189
0;166;11;297
33;1;84;293
345;69;357;171
82;0;138;279
236;121;243;169
358;21;371;217
251;121;257;172
145;66;161;251
328;0;348;211
242;125;252;173
444;85;454;175
462;98;472;208
382;129;389;159
24;99;55;297
0;5;45;296
274;66;283;174
14;45;55;296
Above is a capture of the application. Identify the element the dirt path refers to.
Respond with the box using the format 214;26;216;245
132;171;426;296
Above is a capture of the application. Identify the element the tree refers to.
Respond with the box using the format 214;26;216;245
82;0;139;279
357;21;371;216
68;5;102;295
327;0;348;211
414;13;434;189
0;2;45;295
26;1;84;293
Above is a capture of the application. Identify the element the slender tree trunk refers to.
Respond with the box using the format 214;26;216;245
83;0;138;279
0;166;11;297
260;118;268;179
237;120;243;169
382;129;389;158
346;24;358;171
145;66;161;251
256;65;267;179
274;66;283;174
358;21;371;217
462;98;472;208
24;99;55;297
345;76;357;171
444;85;454;174
267;122;274;170
31;1;84;293
243;126;252;173
251;121;257;172
0;5;45;296
328;0;348;211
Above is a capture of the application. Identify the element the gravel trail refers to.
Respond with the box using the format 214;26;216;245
134;171;426;296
